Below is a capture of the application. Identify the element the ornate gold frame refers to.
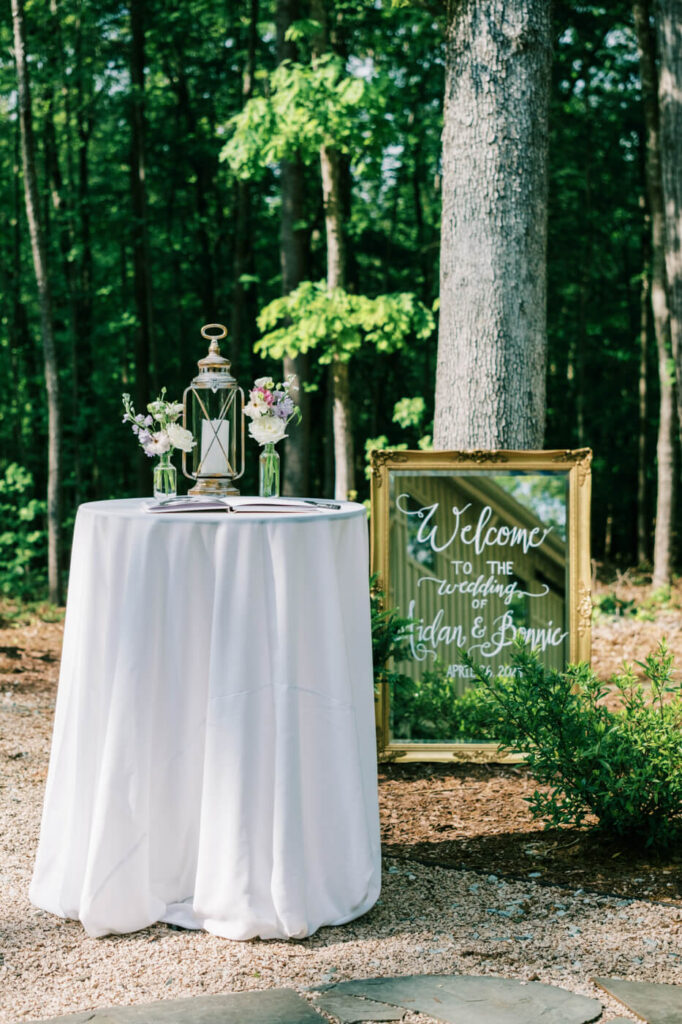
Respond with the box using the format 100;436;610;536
370;448;592;762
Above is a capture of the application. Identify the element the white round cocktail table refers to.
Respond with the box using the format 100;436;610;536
30;498;380;940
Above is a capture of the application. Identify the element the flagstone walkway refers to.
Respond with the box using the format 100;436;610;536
22;973;682;1024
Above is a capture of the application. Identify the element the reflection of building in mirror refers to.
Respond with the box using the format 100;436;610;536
388;472;568;744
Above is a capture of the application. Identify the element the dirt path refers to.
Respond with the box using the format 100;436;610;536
0;587;680;1023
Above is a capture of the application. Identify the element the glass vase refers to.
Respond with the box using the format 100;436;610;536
259;442;280;498
153;451;177;500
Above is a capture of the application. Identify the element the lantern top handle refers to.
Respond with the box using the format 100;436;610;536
200;323;228;357
195;322;233;378
201;323;227;345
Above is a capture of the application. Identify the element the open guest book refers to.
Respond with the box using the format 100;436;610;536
146;496;341;514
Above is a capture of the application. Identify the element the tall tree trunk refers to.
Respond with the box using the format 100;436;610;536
634;0;675;588
655;0;682;439
4;124;29;467
280;156;311;496
45;91;82;505
638;248;650;566
11;0;62;603
75;4;94;352
312;0;354;499
277;0;311;496
320;144;354;499
130;0;154;464
434;0;551;450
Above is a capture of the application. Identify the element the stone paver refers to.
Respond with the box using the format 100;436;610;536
24;1015;97;1024
313;992;405;1023
25;974;682;1024
24;990;325;1024
592;977;682;1024
318;975;602;1024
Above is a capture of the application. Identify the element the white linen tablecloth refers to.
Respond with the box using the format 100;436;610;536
30;498;381;940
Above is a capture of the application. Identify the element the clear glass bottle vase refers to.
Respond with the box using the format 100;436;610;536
259;442;280;498
153;451;177;500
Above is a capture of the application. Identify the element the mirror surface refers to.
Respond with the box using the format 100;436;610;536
388;469;569;745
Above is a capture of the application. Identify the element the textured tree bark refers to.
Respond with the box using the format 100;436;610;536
434;0;551;450
321;142;355;500
634;0;675;588
655;0;682;440
637;254;650;566
12;0;62;603
312;0;354;499
277;0;311;496
653;340;676;589
44;94;82;505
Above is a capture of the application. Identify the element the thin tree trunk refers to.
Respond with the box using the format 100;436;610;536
634;0;675;588
321;143;355;500
75;4;94;351
312;0;354;499
45;91;82;505
653;346;676;589
280;155;311;496
11;0;62;603
4;124;28;465
130;0;154;457
574;66;592;448
277;0;311;496
655;0;682;440
434;0;551;449
638;251;650;566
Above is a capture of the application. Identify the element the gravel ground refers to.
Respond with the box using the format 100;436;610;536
1;614;681;1024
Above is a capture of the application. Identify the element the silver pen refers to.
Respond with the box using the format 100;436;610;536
302;499;342;510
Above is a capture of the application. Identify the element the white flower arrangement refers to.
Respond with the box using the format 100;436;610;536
122;389;195;457
243;375;301;447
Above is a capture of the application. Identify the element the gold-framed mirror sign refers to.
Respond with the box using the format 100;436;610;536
370;449;592;762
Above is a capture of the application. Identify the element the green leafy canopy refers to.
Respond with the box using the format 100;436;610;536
221;54;386;179
255;280;435;364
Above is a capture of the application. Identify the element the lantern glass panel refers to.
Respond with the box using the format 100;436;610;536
189;386;237;479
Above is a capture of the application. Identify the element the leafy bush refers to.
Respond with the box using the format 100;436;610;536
370;584;503;741
593;586;675;622
392;665;503;741
462;641;682;849
370;576;414;693
0;464;46;597
593;591;636;618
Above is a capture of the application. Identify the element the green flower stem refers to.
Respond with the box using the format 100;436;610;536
153;452;177;499
259;443;280;498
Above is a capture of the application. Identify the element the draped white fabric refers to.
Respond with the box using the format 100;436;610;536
30;499;381;940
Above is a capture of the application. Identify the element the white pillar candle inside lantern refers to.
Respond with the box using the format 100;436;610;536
200;419;230;475
182;324;245;497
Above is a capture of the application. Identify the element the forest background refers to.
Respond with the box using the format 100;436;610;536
0;0;675;601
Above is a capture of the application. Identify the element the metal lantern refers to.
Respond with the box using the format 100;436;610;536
182;323;245;496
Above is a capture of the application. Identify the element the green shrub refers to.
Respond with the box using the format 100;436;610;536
0;464;46;597
593;586;676;623
370;576;414;693
392;665;503;741
370;583;504;741
462;640;682;849
593;591;636;618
